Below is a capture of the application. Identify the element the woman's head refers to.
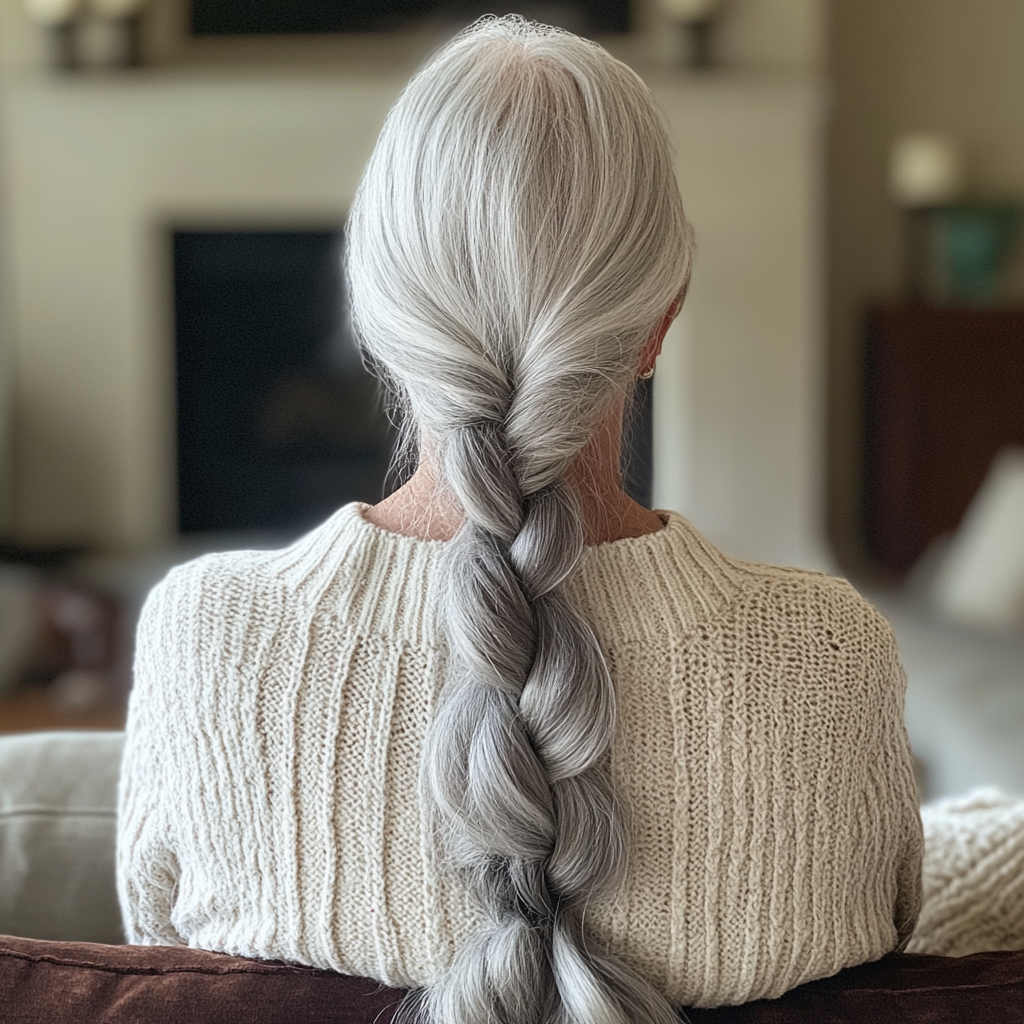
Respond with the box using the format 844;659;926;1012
347;15;693;489
348;18;691;1024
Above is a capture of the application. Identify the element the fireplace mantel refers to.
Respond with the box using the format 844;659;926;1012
0;69;829;570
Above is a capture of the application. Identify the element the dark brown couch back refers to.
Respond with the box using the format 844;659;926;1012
3;935;1023;1023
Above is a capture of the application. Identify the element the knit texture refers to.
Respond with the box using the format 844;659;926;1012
909;788;1024;957
117;504;923;1009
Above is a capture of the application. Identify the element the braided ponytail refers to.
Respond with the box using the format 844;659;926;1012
347;17;694;1023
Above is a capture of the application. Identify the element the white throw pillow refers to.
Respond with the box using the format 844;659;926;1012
931;446;1024;633
0;730;124;943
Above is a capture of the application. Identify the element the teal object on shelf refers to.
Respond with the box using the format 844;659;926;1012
934;203;1020;305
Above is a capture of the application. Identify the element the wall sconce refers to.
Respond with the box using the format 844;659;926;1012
655;0;727;69
88;0;146;67
24;0;83;70
25;0;146;70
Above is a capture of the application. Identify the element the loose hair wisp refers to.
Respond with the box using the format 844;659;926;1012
347;17;694;1024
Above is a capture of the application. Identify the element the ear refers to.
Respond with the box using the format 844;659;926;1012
637;289;685;378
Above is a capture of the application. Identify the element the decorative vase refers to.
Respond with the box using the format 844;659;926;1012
934;203;1021;306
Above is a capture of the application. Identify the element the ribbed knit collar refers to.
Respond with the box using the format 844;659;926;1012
261;502;746;649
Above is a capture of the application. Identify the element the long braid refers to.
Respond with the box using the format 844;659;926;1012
416;398;681;1023
346;16;695;1023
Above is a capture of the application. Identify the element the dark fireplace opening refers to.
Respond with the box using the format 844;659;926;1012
174;229;395;535
173;228;652;538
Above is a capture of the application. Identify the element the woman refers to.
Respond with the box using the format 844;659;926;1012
117;18;922;1023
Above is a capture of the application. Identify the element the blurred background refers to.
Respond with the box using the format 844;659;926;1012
0;0;1021;801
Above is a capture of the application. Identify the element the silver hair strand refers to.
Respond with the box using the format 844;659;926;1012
347;16;694;1023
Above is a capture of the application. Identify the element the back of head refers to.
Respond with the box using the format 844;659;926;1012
347;16;693;1024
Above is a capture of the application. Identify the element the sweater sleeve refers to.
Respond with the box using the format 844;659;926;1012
116;568;193;946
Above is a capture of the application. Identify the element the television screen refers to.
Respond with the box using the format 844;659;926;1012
191;0;629;36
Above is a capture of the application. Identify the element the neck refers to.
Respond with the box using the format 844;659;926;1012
363;409;664;545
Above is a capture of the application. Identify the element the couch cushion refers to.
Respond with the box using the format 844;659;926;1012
1;936;405;1024
2;935;1023;1023
0;731;124;944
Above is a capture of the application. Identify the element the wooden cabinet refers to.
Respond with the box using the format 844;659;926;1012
863;305;1024;575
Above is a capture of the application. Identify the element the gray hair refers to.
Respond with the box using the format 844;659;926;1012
347;17;693;1023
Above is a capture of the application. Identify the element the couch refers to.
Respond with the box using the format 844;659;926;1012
1;730;1023;1023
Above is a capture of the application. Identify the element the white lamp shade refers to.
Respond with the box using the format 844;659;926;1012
931;446;1024;632
656;0;722;22
24;0;82;25
889;133;964;208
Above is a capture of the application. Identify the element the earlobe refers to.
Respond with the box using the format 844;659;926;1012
637;296;681;378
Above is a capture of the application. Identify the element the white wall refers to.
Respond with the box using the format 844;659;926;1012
0;140;11;535
0;68;829;570
655;76;827;568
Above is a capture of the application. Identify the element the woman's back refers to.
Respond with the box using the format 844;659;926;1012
118;503;921;1008
119;18;925;1020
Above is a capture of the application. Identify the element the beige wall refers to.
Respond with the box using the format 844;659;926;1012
828;0;1024;571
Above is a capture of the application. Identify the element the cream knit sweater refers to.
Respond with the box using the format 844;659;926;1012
909;787;1024;957
117;504;923;1009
